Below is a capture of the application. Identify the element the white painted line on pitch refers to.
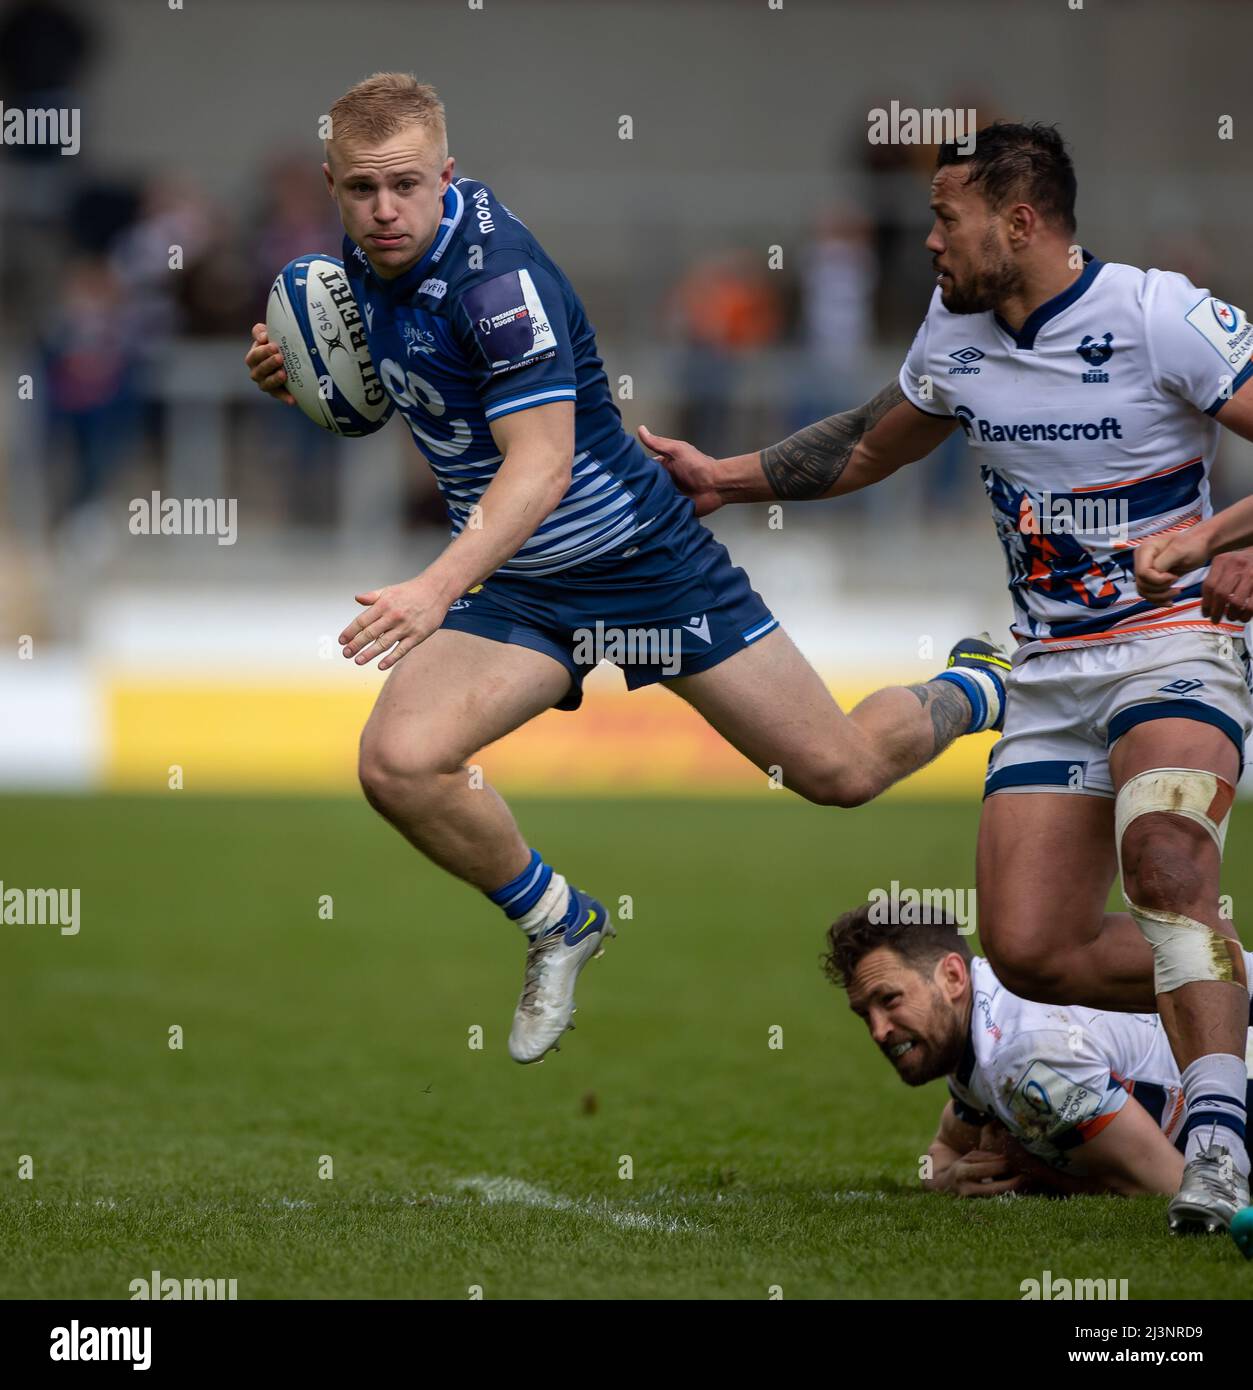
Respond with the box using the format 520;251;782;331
452;1175;703;1233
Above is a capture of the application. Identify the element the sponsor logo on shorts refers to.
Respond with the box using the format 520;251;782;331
1158;678;1205;695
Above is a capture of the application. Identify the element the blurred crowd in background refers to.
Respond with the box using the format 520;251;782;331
2;0;1248;557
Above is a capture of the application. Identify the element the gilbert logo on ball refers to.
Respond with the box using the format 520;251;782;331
266;256;394;435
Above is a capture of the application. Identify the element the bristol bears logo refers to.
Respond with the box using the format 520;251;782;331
1076;332;1114;366
1076;332;1113;383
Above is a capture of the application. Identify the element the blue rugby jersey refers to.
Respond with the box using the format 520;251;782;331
343;178;677;576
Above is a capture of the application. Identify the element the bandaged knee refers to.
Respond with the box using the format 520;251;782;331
1115;767;1244;994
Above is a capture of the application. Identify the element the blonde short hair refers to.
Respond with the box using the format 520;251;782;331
326;72;447;163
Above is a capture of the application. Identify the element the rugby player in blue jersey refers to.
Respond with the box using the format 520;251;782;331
244;73;1007;1065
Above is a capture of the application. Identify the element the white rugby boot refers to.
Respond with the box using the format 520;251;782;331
508;890;614;1064
1167;1144;1250;1235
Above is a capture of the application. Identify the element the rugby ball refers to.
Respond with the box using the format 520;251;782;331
265;255;393;436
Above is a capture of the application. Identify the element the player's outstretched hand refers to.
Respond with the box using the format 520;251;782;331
1201;549;1253;624
339;578;449;671
1134;532;1204;607
638;424;723;517
245;323;295;405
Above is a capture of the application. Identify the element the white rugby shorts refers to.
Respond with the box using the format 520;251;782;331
984;630;1253;798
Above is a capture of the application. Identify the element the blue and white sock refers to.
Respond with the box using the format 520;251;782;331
932;668;1004;735
1180;1053;1250;1178
486;848;576;939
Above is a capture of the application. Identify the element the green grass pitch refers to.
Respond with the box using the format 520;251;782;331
0;793;1249;1300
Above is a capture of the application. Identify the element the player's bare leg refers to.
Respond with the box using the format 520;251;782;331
1108;719;1250;1232
358;629;613;1064
663;626;1005;806
976;793;1156;1010
359;629;569;889
1109;720;1247;1067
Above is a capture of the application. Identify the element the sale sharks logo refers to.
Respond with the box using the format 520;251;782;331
400;321;438;357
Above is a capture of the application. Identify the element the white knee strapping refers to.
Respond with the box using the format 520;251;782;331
1115;768;1241;994
1114;767;1234;857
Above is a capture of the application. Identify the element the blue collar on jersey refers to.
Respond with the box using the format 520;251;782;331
994;248;1104;351
955;1018;977;1089
355;182;466;299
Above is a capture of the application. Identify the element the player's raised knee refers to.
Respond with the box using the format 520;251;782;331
1119;814;1209;915
980;931;1071;1004
358;728;459;816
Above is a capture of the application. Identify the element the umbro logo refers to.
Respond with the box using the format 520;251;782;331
948;345;983;375
1158;678;1204;695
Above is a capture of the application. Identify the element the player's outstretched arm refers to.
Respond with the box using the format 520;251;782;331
1059;1096;1185;1197
339;402;575;669
639;381;956;515
1136;511;1253;623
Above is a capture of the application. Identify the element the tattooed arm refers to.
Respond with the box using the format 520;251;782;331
639;383;957;515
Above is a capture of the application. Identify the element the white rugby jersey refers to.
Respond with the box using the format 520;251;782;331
946;958;1186;1168
900;254;1253;658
